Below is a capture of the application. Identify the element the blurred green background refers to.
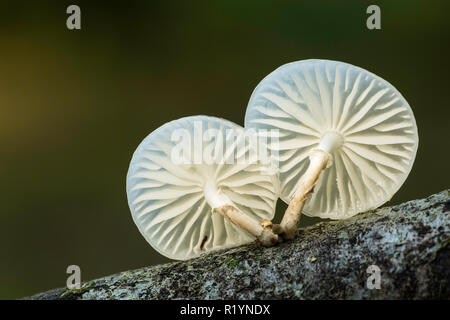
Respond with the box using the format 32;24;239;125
0;0;448;299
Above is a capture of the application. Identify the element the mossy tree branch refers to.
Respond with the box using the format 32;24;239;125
27;190;449;300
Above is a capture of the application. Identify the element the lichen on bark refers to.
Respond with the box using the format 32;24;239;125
27;190;450;300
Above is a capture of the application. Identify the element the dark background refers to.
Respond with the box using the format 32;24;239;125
0;1;448;299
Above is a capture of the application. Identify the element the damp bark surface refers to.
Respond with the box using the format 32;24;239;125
26;190;450;300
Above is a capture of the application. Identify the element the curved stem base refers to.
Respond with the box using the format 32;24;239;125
214;205;279;246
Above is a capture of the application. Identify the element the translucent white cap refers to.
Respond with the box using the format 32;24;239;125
126;116;278;260
245;59;418;219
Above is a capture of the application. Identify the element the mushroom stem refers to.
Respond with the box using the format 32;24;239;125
279;132;343;239
204;180;279;246
279;149;329;239
214;206;279;246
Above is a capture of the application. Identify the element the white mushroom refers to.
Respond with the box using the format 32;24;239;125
245;59;419;239
126;116;279;260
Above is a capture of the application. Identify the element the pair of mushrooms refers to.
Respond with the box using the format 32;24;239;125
126;59;418;260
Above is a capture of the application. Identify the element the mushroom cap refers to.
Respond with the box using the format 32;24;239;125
126;115;278;260
245;59;418;219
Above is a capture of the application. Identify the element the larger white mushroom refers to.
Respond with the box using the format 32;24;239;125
126;116;279;260
245;59;418;239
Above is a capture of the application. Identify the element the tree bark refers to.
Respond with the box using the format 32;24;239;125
26;190;450;300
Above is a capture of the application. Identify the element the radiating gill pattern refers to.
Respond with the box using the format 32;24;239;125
245;60;418;219
126;116;278;260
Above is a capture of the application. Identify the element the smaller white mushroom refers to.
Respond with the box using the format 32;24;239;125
126;116;279;260
245;59;419;239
